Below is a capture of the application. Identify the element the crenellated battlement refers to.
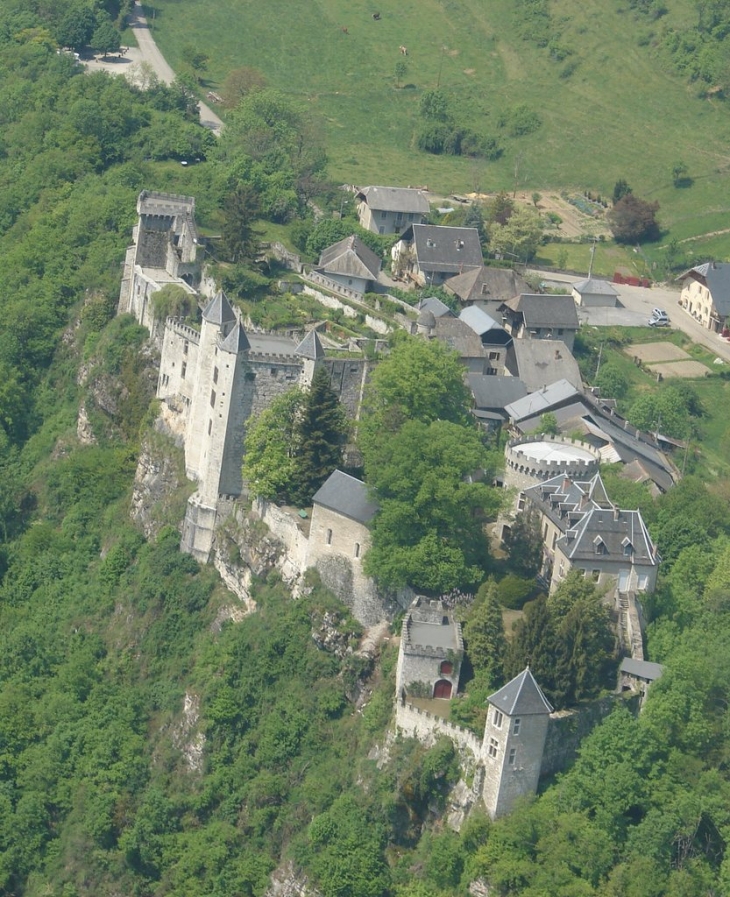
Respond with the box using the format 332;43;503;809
166;317;200;343
505;434;600;482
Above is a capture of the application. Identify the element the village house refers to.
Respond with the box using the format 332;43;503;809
618;657;663;707
523;471;660;594
504;339;582;391
355;185;430;235
500;293;579;352
571;277;619;308
467;374;528;431
678;262;730;333
316;234;381;296
458;306;512;375
392;224;484;286
445;265;530;305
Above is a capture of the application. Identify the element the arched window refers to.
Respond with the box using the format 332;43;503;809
440;661;453;676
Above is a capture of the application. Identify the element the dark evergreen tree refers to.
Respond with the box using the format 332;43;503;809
502;508;543;578
464;579;507;688
506;594;571;707
222;184;261;264
290;366;349;506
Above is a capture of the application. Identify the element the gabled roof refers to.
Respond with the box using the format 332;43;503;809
524;472;612;532
219;321;250;354
459;305;507;337
505;378;581;422
318;235;381;281
572;277;618;297
468;374;528;411
404;224;484;275
418;296;453;318
433;316;485;358
507;340;582;392
356;185;430;214
203;290;236;326
678;263;730;316
488;668;553;716
619;657;663;681
295;329;325;360
312;470;378;524
445;266;529;303
504;294;579;330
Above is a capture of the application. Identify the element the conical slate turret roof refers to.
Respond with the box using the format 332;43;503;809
220;321;250;355
487;668;553;716
202;290;236;326
295;329;325;360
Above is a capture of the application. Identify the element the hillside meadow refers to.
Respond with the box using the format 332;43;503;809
144;0;730;255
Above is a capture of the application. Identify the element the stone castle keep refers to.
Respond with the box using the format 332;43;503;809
118;191;388;618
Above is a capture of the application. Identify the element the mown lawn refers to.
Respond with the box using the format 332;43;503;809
143;0;730;255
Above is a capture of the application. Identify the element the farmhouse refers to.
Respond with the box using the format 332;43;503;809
316;234;381;295
445;265;530;305
678;262;730;333
355;185;430;235
393;224;483;286
500;293;579;351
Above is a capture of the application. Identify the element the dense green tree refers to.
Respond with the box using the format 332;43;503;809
489;205;543;263
243;389;304;501
612;179;632;204
90;14;120;57
595;363;629;399
56;2;96;49
502;508;543;577
220;66;267;109
608;193;660;243
221;183;261;264
363;419;501;593
463;579;507;687
290;366;349;506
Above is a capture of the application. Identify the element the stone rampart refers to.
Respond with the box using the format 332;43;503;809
253;499;309;582
396;701;481;760
505;435;601;482
166;318;201;344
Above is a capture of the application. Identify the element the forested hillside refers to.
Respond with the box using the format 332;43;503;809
4;1;730;895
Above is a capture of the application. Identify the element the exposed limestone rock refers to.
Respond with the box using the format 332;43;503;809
171;692;205;773
469;879;491;897
264;860;321;897
445;778;478;832
131;431;192;540
310;610;356;659
76;402;97;445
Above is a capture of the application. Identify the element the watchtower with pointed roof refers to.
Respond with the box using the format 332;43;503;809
481;668;553;819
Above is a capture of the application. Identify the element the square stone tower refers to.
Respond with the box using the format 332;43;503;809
481;668;553;819
395;597;464;701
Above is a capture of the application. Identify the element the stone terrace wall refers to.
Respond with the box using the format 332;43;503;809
396;701;481;760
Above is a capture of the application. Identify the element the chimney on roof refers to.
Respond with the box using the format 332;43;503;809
555;349;561;359
613;507;620;521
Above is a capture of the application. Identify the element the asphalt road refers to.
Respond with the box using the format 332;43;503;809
528;269;730;364
84;2;224;135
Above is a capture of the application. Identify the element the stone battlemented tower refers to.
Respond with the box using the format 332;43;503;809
481;668;553;819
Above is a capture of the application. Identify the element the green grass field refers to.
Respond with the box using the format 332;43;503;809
142;0;730;257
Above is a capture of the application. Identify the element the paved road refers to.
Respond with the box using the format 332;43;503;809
84;2;223;135
528;268;730;364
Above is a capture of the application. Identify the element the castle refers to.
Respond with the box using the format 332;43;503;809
117;191;406;622
395;598;553;820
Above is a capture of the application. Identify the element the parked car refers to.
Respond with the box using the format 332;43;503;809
648;310;670;327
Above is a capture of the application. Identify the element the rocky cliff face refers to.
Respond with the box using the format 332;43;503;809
131;429;194;540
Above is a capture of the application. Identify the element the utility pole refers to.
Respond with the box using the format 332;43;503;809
588;237;597;278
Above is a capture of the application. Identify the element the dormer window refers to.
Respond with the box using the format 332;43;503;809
622;537;633;557
593;536;606;556
426;239;436;248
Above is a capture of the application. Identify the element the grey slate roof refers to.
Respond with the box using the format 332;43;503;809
678;262;730;316
418;296;453;318
445;266;529;303
468;374;528;410
295;329;325;360
203;291;236;326
572;277;618;297
312;470;378;524
219;321;250;354
433;317;485;358
505;294;579;330
505;378;581;422
356;185;430;214
488;668;553;716
405;224;484;275
620;657;664;681
524;472;613;532
318;235;381;281
507;340;582;392
558;506;658;566
459;305;506;337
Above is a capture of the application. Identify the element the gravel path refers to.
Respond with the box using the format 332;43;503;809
84;1;223;135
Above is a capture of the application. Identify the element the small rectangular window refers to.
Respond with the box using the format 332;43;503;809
508;748;516;766
380;210;387;219
326;529;332;545
354;542;360;558
513;718;521;735
207;419;212;435
592;569;601;581
488;737;499;759
551;532;557;549
210;389;216;408
271;368;278;376
183;340;189;355
493;709;504;729
213;366;219;384
181;361;187;379
489;351;500;360
517;494;525;511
